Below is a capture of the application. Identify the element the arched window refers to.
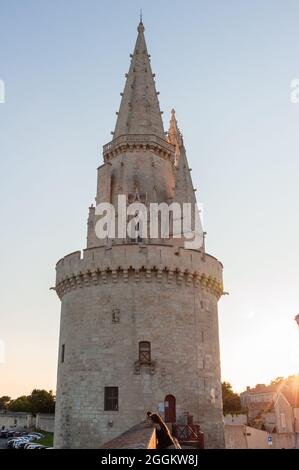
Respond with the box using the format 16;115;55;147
139;341;151;364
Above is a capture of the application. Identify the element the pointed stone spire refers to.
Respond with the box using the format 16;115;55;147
169;109;203;250
113;21;165;139
168;109;181;142
167;108;182;164
169;109;196;205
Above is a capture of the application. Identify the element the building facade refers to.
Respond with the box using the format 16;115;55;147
240;384;277;414
54;21;225;449
240;382;299;434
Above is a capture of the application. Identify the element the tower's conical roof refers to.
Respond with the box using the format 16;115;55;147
168;108;183;159
113;21;165;139
168;109;197;206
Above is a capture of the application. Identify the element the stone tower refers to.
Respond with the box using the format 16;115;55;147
54;21;225;449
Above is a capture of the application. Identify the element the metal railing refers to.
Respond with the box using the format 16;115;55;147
172;424;204;448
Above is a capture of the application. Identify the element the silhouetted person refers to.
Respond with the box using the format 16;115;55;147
147;411;177;449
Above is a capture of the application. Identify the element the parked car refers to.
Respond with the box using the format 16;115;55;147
31;432;45;438
7;438;23;449
12;437;31;448
25;444;46;449
16;441;29;449
29;433;43;440
26;434;40;441
7;435;31;448
23;442;34;449
6;431;48;449
13;440;25;449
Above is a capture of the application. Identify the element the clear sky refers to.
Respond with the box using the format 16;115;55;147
0;0;299;398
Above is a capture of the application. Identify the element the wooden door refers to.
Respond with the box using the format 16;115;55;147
164;394;176;423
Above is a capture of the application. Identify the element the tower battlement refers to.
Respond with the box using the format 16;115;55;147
55;244;223;300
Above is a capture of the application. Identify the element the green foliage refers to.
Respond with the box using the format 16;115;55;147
222;381;242;414
8;390;55;414
0;396;11;410
33;431;54;447
28;389;55;414
8;395;31;412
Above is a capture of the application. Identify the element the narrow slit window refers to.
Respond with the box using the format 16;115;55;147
61;344;65;363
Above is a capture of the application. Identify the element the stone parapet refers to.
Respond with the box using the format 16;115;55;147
103;134;175;162
55;244;223;300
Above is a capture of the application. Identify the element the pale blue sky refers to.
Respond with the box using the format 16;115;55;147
1;0;299;397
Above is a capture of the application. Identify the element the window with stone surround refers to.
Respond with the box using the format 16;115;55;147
139;341;151;364
104;387;118;411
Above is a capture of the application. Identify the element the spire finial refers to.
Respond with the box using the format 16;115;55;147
138;9;145;32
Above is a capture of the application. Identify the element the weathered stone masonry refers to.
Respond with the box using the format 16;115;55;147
54;21;225;449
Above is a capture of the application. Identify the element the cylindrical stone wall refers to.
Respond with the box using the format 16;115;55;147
54;244;224;449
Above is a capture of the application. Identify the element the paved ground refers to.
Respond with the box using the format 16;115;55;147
0;439;8;449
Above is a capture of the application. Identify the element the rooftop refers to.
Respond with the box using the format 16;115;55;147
242;384;277;395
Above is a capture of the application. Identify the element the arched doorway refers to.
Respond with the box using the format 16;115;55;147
164;394;176;423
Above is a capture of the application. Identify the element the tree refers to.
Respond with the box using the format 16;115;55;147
27;389;55;414
270;376;285;386
8;389;55;414
8;395;31;412
222;381;242;414
0;396;11;410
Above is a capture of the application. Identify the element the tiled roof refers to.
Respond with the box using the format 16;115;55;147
241;385;276;395
242;380;299;408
